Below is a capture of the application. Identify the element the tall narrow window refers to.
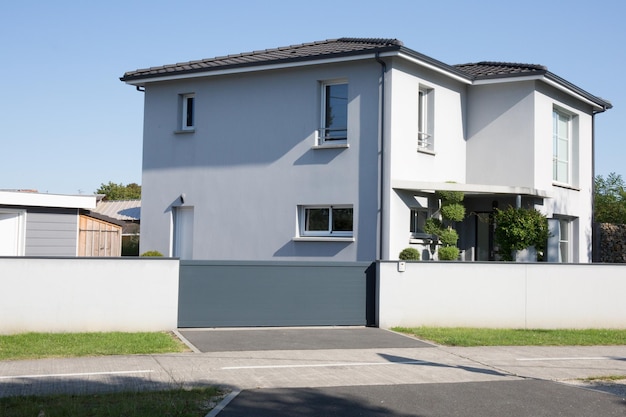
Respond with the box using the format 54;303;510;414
553;109;570;183
319;82;348;145
410;208;428;236
558;218;570;263
181;93;195;131
417;86;434;152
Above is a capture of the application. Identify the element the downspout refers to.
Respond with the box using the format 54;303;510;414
375;52;387;261
590;105;608;262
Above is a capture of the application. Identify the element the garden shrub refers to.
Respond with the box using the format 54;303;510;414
399;247;421;261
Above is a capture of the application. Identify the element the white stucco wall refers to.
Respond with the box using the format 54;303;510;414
141;61;382;261
384;60;467;260
465;81;536;187
0;258;179;334
378;261;626;329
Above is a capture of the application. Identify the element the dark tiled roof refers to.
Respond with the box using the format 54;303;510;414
454;62;548;79
121;38;404;82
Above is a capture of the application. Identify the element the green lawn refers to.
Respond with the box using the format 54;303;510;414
0;387;225;417
393;327;626;347
0;332;188;361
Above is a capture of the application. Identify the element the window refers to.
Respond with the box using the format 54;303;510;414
409;196;432;238
553;109;570;183
300;205;353;237
558;218;570;263
180;93;195;131
410;208;428;236
318;81;348;145
417;86;434;152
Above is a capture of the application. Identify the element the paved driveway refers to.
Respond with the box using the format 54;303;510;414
178;327;433;352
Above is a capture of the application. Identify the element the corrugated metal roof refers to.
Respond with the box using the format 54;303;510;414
93;200;141;221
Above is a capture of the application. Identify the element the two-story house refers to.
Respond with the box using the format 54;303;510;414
121;38;611;262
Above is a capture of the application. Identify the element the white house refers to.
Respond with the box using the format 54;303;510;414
121;38;611;262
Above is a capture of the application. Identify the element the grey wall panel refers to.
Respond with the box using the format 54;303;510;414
178;261;374;327
25;209;77;256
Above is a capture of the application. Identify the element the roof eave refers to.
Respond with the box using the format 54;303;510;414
471;72;611;112
121;45;402;86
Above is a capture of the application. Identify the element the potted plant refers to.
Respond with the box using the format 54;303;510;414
399;247;421;260
493;207;549;261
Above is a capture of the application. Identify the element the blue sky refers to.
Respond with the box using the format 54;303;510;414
1;0;624;195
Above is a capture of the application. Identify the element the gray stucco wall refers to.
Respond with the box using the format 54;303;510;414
140;61;382;261
25;208;78;256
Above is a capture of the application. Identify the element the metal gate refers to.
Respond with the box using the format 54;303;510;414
178;261;376;327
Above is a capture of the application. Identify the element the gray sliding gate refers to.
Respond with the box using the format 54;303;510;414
178;261;376;327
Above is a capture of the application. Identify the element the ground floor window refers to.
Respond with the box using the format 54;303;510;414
300;205;353;237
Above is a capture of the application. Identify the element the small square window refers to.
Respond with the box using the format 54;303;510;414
300;205;353;237
180;93;195;131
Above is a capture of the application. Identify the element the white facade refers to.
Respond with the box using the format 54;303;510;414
124;39;610;262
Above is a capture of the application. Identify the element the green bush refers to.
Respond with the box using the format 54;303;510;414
494;207;549;261
140;250;163;257
438;246;459;260
424;217;442;236
436;189;464;204
438;227;459;247
399;247;421;260
440;203;466;223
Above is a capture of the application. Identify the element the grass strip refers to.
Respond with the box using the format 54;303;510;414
0;332;187;361
0;387;224;417
393;327;626;347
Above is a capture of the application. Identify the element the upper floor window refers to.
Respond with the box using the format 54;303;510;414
180;93;195;132
552;109;570;184
318;81;348;146
417;86;434;152
300;205;353;237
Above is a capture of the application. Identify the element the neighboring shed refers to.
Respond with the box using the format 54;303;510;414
0;190;123;257
92;198;141;256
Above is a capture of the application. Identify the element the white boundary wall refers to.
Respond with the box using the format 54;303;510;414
378;262;626;329
0;258;179;334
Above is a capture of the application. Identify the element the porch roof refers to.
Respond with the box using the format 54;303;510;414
392;180;550;198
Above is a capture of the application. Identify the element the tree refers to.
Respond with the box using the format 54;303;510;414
594;173;626;224
95;182;141;200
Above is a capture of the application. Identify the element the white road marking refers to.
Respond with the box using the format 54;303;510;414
222;360;427;370
516;357;612;362
0;370;154;380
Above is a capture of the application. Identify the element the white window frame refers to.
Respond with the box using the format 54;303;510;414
180;93;195;132
417;86;434;153
317;80;348;147
299;205;353;237
552;108;571;184
558;218;571;263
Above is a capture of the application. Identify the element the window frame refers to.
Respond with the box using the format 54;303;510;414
180;93;195;132
417;86;434;153
552;108;571;184
299;205;353;237
318;80;348;147
409;207;430;238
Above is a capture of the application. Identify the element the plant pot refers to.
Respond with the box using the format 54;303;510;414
514;246;537;262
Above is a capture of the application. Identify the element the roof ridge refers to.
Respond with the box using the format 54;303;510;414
456;61;547;71
337;37;404;46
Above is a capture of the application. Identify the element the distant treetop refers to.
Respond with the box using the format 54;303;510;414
96;182;141;201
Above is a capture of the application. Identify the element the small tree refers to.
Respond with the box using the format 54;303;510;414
95;182;141;200
424;187;465;260
494;207;549;261
594;173;626;224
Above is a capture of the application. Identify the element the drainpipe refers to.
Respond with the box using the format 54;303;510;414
375;52;387;261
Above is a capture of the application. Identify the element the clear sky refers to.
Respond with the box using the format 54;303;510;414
1;0;624;195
